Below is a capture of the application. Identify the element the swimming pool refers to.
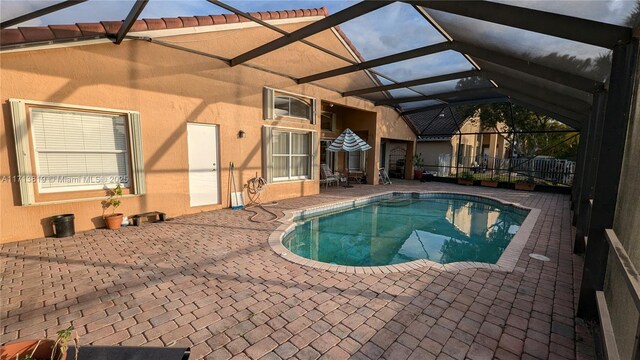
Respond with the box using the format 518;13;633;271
278;193;533;269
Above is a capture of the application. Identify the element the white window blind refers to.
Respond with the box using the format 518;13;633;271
30;108;130;192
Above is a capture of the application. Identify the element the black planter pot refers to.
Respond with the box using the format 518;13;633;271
52;214;75;238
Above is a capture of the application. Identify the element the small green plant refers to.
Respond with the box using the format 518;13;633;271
18;326;78;360
52;325;75;360
412;154;425;169
461;171;474;181
102;183;123;216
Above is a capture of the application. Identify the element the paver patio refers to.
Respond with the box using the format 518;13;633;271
0;181;595;359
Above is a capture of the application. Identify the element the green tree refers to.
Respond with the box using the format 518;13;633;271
454;79;579;159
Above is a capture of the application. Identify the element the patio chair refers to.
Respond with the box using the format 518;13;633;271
320;164;339;188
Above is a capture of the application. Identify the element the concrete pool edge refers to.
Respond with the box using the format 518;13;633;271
268;191;541;273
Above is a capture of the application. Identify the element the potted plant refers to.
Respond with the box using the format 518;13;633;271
0;326;77;360
412;154;425;180
480;176;499;188
458;171;474;186
515;177;536;191
102;183;124;229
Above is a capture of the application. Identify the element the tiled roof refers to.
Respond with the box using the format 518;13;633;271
0;7;328;46
408;107;460;140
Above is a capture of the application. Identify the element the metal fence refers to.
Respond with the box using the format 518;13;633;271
432;154;576;186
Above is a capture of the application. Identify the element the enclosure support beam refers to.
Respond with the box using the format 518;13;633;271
497;88;585;129
343;70;479;96
578;39;639;320
400;97;508;116
406;0;631;49
483;70;592;113
230;1;393;66
210;1;361;66
375;87;495;106
571;92;604;229
507;102;516;184
114;0;148;44
453;42;604;93
1;0;88;30
299;42;451;84
572;93;605;254
571;117;588;217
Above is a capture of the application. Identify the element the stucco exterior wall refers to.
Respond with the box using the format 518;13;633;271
604;54;640;360
0;21;416;243
416;141;452;173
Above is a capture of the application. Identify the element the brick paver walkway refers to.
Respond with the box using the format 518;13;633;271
1;181;595;359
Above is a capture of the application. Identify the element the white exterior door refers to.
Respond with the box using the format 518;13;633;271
187;123;219;207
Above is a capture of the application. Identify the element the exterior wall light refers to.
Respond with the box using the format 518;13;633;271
238;130;246;138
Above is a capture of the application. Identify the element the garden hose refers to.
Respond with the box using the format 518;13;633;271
244;175;281;223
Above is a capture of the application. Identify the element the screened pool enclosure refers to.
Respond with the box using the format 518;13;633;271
2;0;639;356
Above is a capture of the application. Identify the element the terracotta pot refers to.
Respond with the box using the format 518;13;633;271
515;183;536;191
414;170;423;180
104;213;123;229
480;180;499;188
0;339;63;360
457;179;474;186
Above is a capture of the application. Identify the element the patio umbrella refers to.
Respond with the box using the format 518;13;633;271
327;128;372;187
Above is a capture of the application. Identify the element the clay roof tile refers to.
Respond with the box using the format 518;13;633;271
260;12;272;20
100;21;123;34
179;16;198;27
76;22;107;36
144;18;167;30
4;7;328;47
222;14;240;23
268;11;280;19
195;15;213;26
0;29;26;45
48;24;82;38
162;17;183;29
131;20;148;32
19;26;56;42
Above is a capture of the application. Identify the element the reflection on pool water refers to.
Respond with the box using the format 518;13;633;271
282;195;528;266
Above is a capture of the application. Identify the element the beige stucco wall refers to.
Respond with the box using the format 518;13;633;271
416;141;452;173
0;21;416;243
604;55;640;360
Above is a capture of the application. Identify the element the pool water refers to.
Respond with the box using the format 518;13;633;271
282;195;528;266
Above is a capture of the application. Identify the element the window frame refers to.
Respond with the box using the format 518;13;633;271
28;106;132;194
263;87;317;123
320;111;337;132
9;99;145;205
271;130;311;182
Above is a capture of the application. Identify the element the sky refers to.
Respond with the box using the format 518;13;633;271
1;0;637;104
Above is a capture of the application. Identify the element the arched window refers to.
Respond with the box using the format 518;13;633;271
264;88;316;122
274;95;312;120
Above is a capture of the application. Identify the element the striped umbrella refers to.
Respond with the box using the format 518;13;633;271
327;128;371;187
327;128;371;152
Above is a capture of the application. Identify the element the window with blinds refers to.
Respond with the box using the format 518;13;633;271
9;99;146;205
30;108;130;192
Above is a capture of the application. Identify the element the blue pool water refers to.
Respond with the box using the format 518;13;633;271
282;195;528;266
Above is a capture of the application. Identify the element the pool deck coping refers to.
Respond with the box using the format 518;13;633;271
268;190;541;273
